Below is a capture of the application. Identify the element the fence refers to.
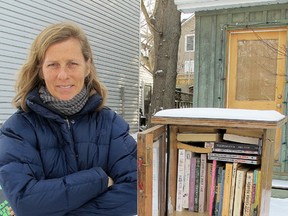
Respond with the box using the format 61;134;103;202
175;90;193;108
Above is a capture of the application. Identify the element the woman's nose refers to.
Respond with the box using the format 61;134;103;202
57;66;69;79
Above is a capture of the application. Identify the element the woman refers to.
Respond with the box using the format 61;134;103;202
0;22;137;216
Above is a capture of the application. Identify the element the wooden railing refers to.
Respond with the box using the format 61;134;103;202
175;90;193;108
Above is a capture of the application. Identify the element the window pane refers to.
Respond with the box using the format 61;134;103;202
186;35;194;51
185;60;194;73
236;39;278;101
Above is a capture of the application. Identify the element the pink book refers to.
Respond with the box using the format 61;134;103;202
208;160;217;216
188;155;197;211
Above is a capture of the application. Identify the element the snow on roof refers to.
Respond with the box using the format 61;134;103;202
153;108;286;122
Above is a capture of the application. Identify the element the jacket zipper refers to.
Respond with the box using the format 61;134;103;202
65;118;71;129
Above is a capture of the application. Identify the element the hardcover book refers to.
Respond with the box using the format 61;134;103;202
225;128;263;138
228;163;240;216
213;148;260;155
207;155;261;165
214;165;224;216
218;170;225;216
188;154;198;211
194;157;201;212
208;160;217;216
214;141;259;151
177;132;222;142
223;133;261;145
206;161;213;212
221;163;233;216
198;154;207;213
182;150;192;209
208;152;260;160
176;149;186;211
233;166;250;216
243;170;254;216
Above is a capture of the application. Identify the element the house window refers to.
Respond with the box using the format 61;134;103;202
185;60;194;74
185;34;195;52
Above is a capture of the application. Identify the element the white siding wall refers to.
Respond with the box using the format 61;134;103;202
0;0;140;132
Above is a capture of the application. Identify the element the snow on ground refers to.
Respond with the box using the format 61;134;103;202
270;179;288;215
270;197;288;215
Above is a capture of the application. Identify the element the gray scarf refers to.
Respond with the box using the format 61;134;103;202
39;86;89;116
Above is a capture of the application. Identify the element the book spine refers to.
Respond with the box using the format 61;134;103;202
207;155;260;165
253;169;261;216
250;169;257;216
198;154;207;213
208;152;260;160
206;161;213;212
176;149;185;211
223;133;260;145
243;170;254;216
188;156;197;211
208;160;217;216
233;169;246;216
228;163;239;216
222;163;233;216
194;157;201;212
213;148;259;155
214;166;223;216
182;150;192;209
214;142;259;151
218;169;225;216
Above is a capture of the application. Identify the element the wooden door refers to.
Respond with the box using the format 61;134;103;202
226;28;287;165
137;125;166;216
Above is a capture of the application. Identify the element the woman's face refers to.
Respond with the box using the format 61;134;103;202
41;38;90;100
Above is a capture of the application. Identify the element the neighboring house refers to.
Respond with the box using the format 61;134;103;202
176;14;195;94
174;0;288;179
0;0;140;132
139;65;153;127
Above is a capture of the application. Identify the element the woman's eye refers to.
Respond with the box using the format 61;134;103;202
47;63;56;67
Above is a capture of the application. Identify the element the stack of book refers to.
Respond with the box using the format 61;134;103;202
175;129;263;215
207;130;262;165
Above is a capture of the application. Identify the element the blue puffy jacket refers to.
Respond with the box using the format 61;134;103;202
0;89;137;216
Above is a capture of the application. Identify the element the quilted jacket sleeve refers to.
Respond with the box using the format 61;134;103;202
66;111;137;216
0;114;110;216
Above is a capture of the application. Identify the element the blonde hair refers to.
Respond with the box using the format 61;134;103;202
13;21;107;111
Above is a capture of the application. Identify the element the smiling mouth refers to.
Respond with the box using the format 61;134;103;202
57;85;73;89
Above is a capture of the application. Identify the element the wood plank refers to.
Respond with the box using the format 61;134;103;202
152;116;287;129
137;125;166;216
259;128;275;215
168;126;179;215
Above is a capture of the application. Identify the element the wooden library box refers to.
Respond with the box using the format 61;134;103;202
137;108;287;216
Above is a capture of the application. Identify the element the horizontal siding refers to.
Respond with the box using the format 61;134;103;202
0;0;140;132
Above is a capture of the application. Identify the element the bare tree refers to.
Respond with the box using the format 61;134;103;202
141;0;181;126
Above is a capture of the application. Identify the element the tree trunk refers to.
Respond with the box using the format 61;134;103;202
148;0;181;126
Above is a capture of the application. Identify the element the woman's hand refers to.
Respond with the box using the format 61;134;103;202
8;207;15;216
108;176;114;187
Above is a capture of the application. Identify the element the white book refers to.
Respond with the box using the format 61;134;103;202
182;150;192;209
198;153;207;213
233;167;250;216
176;149;186;211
